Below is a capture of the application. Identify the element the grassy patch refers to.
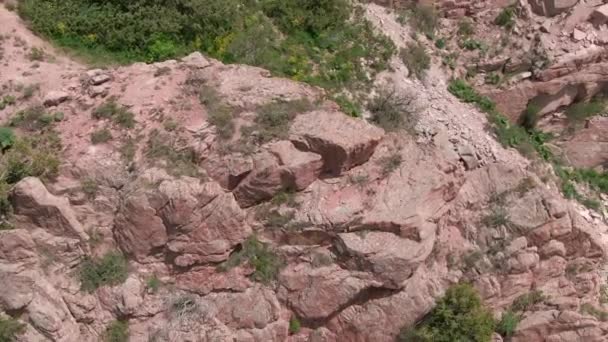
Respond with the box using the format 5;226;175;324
146;275;161;293
80;252;129;292
145;129;199;177
103;320;129;342
80;177;99;199
93;99;135;129
511;290;546;312
565;98;606;123
400;41;430;79
496;310;520;338
9;105;55;131
457;19;474;37
495;7;516;29
27;47;45;61
90;128;112;144
289;316;301;334
218;236;282;284
581;303;608;322
0;317;25;341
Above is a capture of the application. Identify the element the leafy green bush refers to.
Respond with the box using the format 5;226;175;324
1;132;61;184
0;317;25;341
18;0;394;92
90;128;112;144
289;316;301;334
399;284;495;342
434;38;446;49
80;252;129;292
400;42;430;79
103;320;129;342
80;178;99;199
511;290;545;312
92;100;135;129
146;275;161;293
484;72;501;86
219;236;282;284
368;87;417;133
520;103;541;130
495;7;516;29
460;39;485;51
565;99;606;123
0;127;15;150
496;310;520;338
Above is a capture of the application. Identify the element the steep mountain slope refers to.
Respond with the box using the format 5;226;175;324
1;1;608;342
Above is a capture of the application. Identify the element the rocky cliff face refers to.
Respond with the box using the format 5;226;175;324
2;2;608;342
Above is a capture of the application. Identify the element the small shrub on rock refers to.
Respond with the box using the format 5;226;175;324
0;316;25;341
289;316;301;334
103;320;129;342
399;283;495;342
80;252;129;292
93;99;135;129
496;310;521;338
219;236;282;283
368;87;418;133
400;42;430;79
495;7;516;29
511;290;546;312
90;128;112;144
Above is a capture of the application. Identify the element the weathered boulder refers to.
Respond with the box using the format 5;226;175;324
43;90;70;107
529;0;579;17
269;140;323;191
11;177;88;241
289;110;384;175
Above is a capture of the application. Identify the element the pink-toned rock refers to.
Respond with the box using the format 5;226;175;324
176;266;253;295
0;229;37;263
542;240;567;258
269;141;323;191
205;153;253;190
279;263;377;320
289;110;384;175
0;274;33;311
43;90;70;107
590;4;608;26
529;0;579;17
232;151;289;207
11;177;88;241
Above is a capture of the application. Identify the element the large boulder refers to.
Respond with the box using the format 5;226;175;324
289;110;384;175
11;177;88;241
233;142;323;207
529;0;579;17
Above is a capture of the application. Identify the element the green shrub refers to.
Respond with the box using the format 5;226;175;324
219;236;282;283
461;39;485;51
481;206;510;228
434;38;446;49
244;99;313;145
103;320;129;342
565;99;606;123
93;100;135;129
9;106;54;131
146;275;161;293
399;284;495;342
333;95;361;118
511;290;545;312
289;316;301;334
0;127;15;150
80;252;129;292
81;177;99;199
521;103;541;130
495;7;516;29
401;42;430;79
1;132;61;184
484;72;501;85
0;317;25;341
496;310;520;337
90;128;112;144
457;19;474;36
21;84;39;99
368;87;417;133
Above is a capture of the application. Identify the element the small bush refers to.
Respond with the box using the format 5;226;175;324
409;4;439;38
378;153;402;176
146;275;161;293
434;38;446;49
0;317;25;341
80;252;129;292
219;236;282;283
521;103;541;130
246;99;313;145
368;87;417;133
90;128;112;144
27;47;45;61
81;177;99;199
511;290;545;312
21;84;39;99
170;294;199;317
496;310;520;337
481;206;509;228
399;284;495;342
495;7;516;29
103;320;129;342
460;39;485;51
485;72;501;86
566;99;606;123
581;303;608;322
9;106;54;131
400;42;430;79
289;316;301;334
1;132;62;184
333;95;362;118
0;127;15;150
93;100;135;129
457;19;474;37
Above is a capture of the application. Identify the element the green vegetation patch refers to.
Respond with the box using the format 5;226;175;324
0;317;25;342
18;0;394;92
80;252;129;292
103;320;129;342
398;284;495;342
218;236;282;284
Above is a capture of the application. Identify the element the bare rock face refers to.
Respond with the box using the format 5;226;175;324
289;110;384;175
233;142;323;207
529;0;579;17
279;263;379;321
11;177;88;241
114;169;251;266
43;90;70;107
